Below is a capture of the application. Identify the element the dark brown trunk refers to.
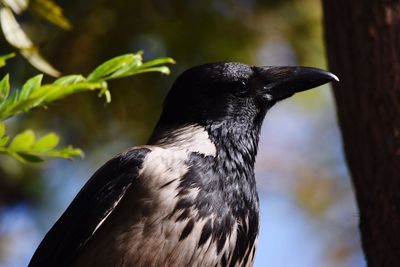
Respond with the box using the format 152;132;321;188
322;1;400;266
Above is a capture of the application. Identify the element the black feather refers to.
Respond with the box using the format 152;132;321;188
28;148;150;267
179;219;195;241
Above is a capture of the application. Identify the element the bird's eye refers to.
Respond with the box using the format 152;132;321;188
233;80;248;96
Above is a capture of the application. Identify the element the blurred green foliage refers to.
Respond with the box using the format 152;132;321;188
0;52;173;162
0;52;14;67
28;0;72;30
0;0;70;76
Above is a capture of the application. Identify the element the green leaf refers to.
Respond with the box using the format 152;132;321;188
0;7;33;49
28;0;72;30
53;75;85;85
0;128;83;163
107;57;175;80
57;146;84;158
33;133;59;151
40;146;84;159
0;6;60;76
1;0;29;14
0;121;4;137
9;130;35;151
140;57;176;68
17;152;44;163
0;74;10;102
8;90;20;107
0;53;15;68
20;74;43;100
39;81;106;103
0;53;174;120
86;54;142;81
127;66;171;76
97;82;111;103
20;49;61;77
106;61;142;80
0;51;174;163
104;90;111;103
0;135;9;146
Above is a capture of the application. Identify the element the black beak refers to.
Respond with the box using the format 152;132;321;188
254;66;339;101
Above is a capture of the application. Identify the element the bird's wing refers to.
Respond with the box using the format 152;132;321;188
28;147;151;267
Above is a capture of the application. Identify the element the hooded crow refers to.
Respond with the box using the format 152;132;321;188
28;62;338;267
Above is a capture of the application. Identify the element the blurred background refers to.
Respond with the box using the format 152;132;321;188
0;0;365;266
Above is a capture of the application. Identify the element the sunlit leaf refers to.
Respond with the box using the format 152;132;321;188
125;66;171;76
9;130;35;151
0;74;10;103
20;74;43;100
38;81;106;102
0;135;9;146
0;52;174;121
28;0;72;30
33;133;59;151
0;53;15;68
53;74;85;85
21;49;60;77
103;89;111;103
2;0;29;14
0;121;4;137
106;61;142;80
87;54;142;81
8;90;19;107
140;57;176;68
0;6;34;49
108;61;173;79
0;128;83;163
0;6;61;76
0;81;103;120
40;146;84;159
97;82;111;103
0;52;173;163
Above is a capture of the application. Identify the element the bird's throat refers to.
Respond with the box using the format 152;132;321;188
205;119;261;168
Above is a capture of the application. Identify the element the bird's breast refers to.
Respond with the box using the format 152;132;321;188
73;147;258;267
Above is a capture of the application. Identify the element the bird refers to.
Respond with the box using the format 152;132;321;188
28;62;338;267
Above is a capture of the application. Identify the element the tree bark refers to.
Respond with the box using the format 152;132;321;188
322;1;400;266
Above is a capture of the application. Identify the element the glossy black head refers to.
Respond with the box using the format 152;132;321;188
157;62;338;128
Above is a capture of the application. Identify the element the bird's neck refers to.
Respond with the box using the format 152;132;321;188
148;121;261;209
205;119;261;170
205;119;261;215
147;124;217;156
149;121;260;262
148;120;261;168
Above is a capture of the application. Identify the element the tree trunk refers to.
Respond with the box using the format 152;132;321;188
322;1;400;266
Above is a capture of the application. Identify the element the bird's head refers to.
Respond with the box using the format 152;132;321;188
155;62;338;130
